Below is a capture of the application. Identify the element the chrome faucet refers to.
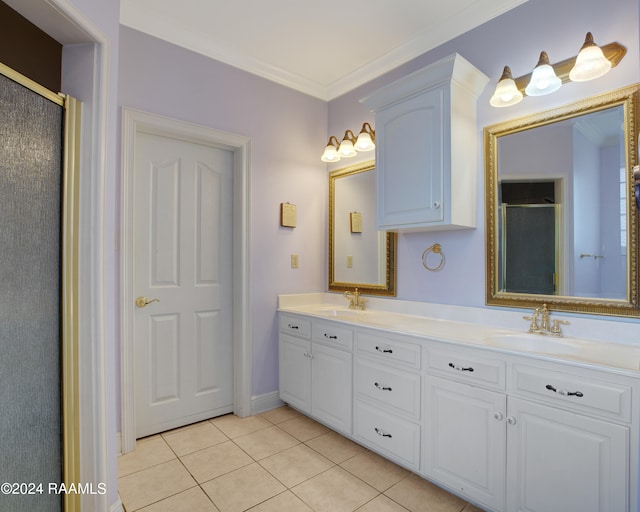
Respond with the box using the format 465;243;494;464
344;288;367;310
523;304;569;337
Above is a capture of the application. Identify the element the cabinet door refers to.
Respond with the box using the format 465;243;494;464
376;86;444;230
279;334;311;413
311;343;352;434
506;397;629;512
423;376;506;512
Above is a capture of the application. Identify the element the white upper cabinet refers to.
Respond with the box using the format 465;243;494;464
361;54;488;231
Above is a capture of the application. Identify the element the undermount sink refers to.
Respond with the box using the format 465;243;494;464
486;333;582;355
312;307;369;320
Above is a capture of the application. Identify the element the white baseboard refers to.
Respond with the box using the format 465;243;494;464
110;497;124;512
251;391;284;415
116;393;284;453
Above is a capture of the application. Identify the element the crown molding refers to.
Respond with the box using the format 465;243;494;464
121;0;529;101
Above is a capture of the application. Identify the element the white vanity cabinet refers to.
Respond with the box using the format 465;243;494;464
504;362;631;512
423;347;507;512
278;314;353;435
353;329;422;470
277;307;639;512
423;350;632;512
360;53;488;232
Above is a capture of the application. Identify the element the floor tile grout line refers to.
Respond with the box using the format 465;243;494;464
354;492;411;512
123;482;201;512
119;410;479;512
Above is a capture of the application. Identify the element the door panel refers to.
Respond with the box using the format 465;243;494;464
506;397;628;512
0;68;63;512
134;132;234;437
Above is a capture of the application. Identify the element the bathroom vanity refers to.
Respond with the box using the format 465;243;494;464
278;294;640;512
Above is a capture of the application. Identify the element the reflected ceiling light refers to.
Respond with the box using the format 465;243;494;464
489;66;523;108
569;32;612;82
525;51;562;96
321;123;375;162
489;33;626;108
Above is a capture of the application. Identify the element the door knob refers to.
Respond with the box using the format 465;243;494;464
136;296;160;308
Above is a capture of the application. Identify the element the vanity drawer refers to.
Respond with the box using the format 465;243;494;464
355;357;421;419
426;347;506;391
510;364;632;423
313;321;353;351
356;331;421;369
354;400;420;470
279;314;311;339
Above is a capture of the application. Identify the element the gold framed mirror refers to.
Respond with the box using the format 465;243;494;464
485;84;639;317
329;161;396;296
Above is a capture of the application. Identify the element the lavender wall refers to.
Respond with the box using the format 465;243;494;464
328;0;640;308
117;0;640;405
117;27;328;397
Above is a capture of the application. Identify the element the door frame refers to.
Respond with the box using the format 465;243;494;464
120;107;251;453
0;62;82;512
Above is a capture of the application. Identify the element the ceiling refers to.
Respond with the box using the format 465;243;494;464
120;0;528;101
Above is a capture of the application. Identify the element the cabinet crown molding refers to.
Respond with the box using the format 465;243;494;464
360;53;489;111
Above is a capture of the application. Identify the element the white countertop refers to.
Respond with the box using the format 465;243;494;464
278;294;640;374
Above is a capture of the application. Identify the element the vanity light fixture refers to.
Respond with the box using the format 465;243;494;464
525;51;562;96
353;122;376;151
489;32;626;108
321;122;376;162
489;66;523;107
337;130;358;158
569;32;612;82
321;136;341;162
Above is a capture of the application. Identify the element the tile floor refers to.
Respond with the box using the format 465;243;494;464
118;406;485;512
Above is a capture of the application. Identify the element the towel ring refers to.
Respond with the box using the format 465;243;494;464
422;243;445;272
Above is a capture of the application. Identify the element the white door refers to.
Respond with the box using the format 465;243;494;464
506;397;629;512
423;376;506;512
278;334;312;414
134;132;234;438
311;343;352;434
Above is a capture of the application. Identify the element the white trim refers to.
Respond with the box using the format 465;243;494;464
114;432;122;457
6;1;113;510
251;392;285;415
120;108;252;453
110;498;125;512
120;0;528;101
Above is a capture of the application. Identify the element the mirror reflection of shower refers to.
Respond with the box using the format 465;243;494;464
499;181;558;295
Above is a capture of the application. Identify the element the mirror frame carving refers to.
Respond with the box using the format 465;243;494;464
329;160;397;296
484;84;640;317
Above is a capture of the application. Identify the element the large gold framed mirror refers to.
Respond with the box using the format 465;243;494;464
329;161;396;296
485;84;639;316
